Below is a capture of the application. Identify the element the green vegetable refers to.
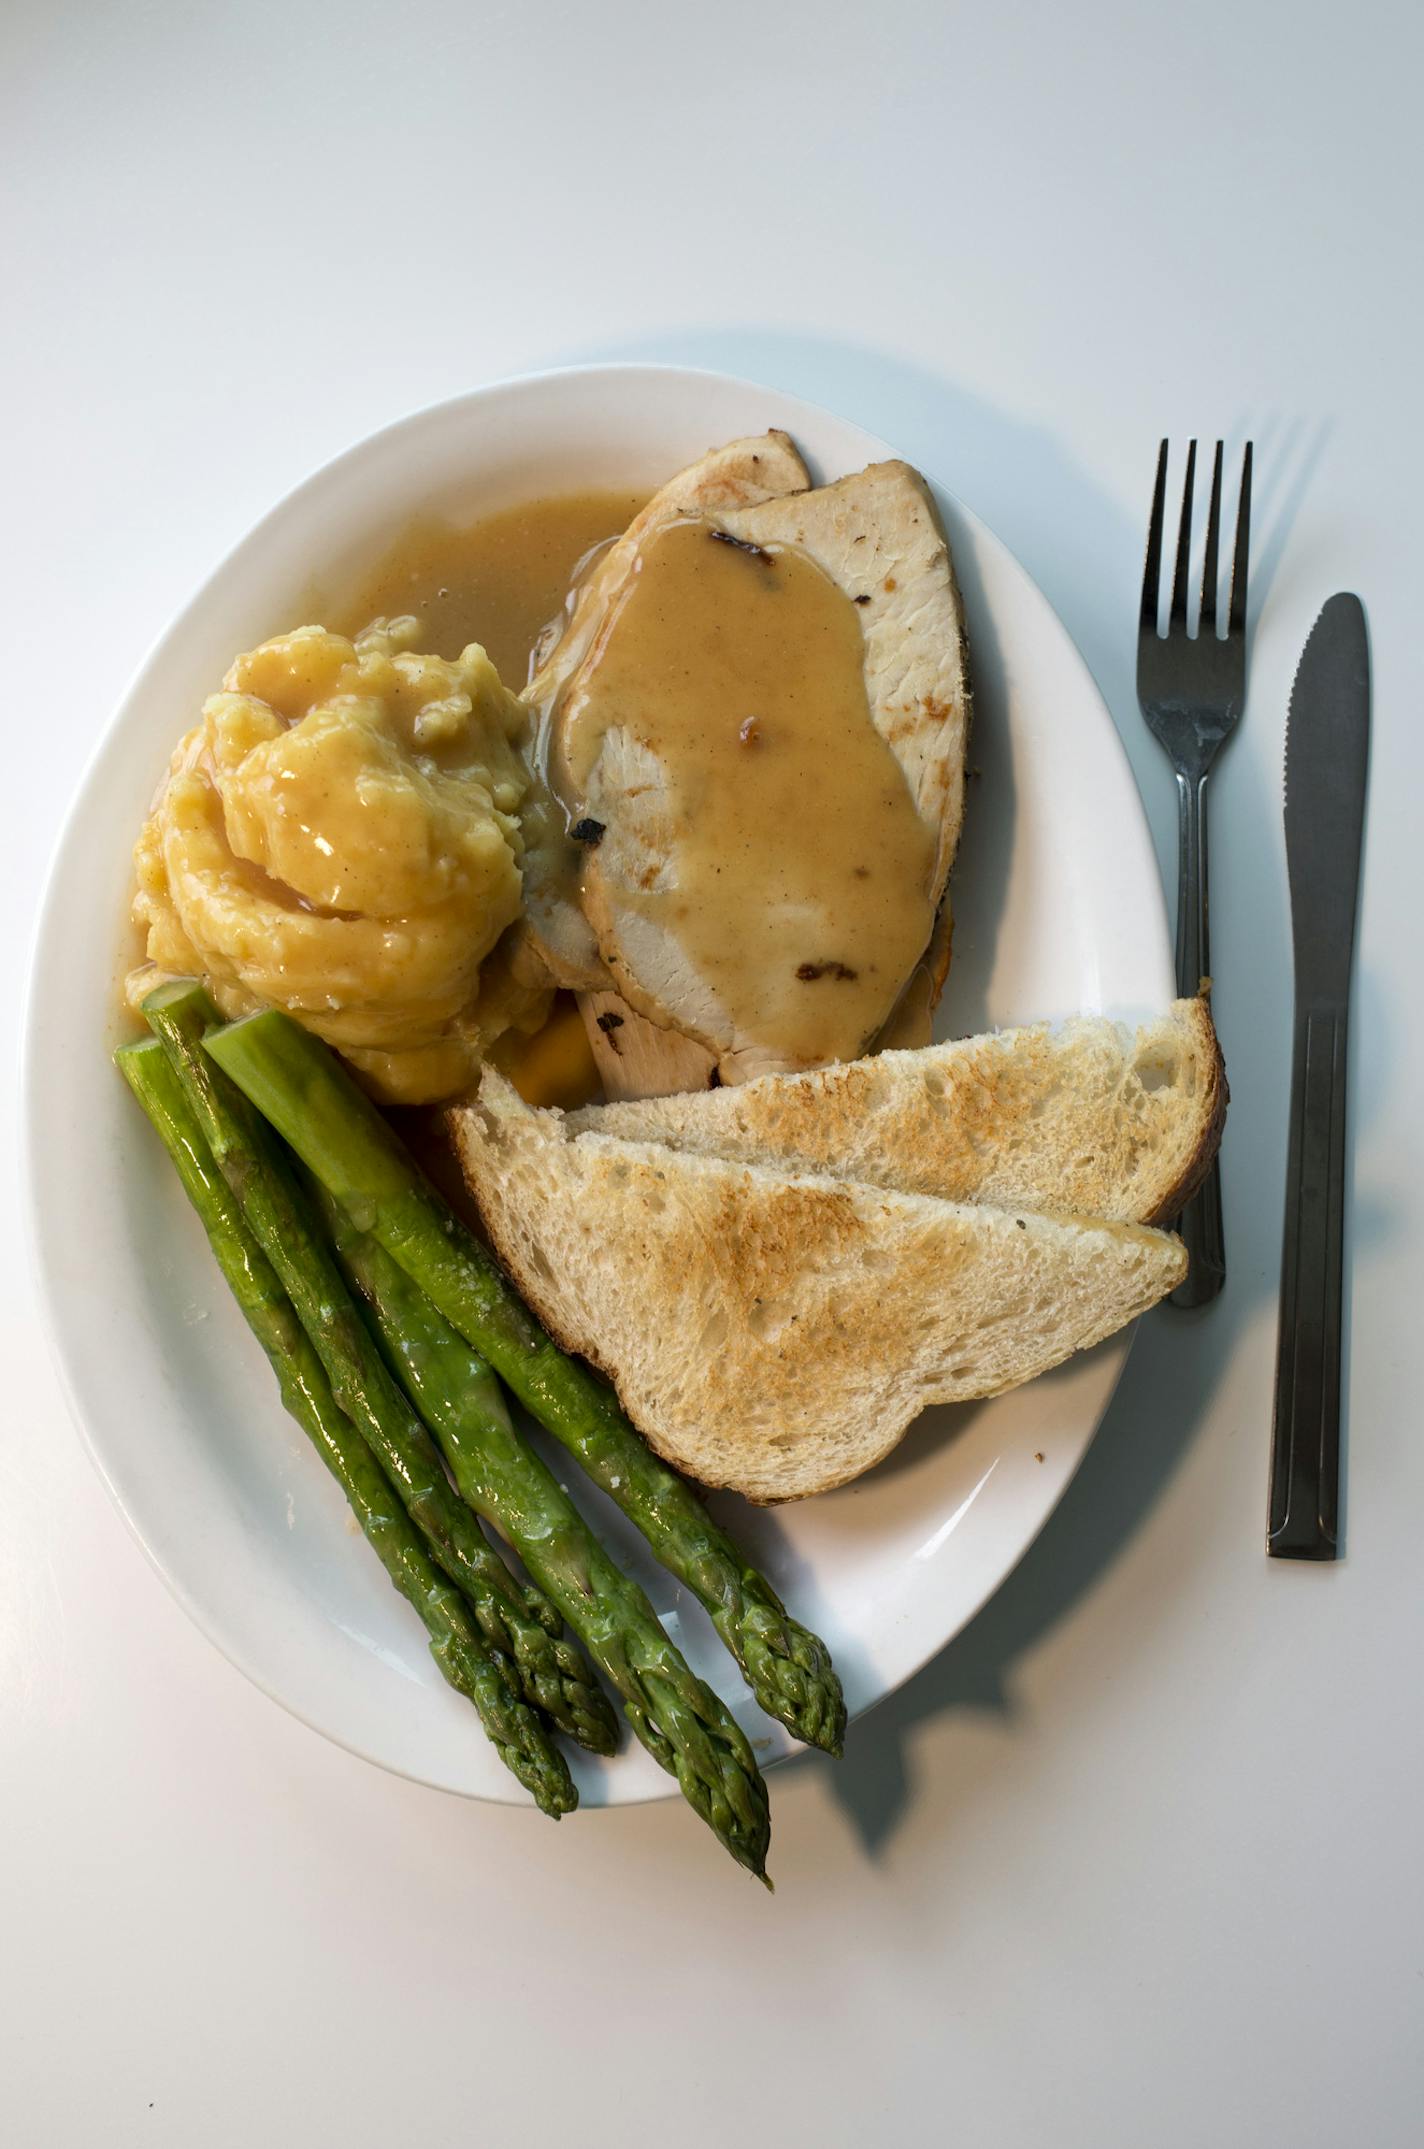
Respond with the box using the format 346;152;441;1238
114;1038;574;1815
325;1198;772;1879
142;981;615;1761
205;1007;847;1758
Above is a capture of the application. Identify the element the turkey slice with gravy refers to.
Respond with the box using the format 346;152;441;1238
520;435;971;1090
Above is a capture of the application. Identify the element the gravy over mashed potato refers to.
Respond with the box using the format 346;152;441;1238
129;621;550;1103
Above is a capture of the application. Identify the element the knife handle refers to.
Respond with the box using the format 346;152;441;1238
1268;1004;1349;1559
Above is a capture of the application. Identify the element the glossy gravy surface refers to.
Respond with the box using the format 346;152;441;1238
559;517;937;1064
329;491;647;682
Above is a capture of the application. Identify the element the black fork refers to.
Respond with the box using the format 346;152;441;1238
1137;438;1253;1307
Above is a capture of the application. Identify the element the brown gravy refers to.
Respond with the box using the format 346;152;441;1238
558;517;936;1066
328;490;647;684
317;491;647;1108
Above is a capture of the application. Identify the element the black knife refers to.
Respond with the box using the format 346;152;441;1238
1268;594;1370;1560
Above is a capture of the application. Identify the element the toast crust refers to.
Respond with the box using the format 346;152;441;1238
1143;997;1228;1222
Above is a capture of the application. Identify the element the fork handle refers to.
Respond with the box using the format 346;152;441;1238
1170;771;1226;1305
1268;1004;1348;1559
1173;769;1211;998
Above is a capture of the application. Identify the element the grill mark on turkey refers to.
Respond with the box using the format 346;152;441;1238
708;527;771;562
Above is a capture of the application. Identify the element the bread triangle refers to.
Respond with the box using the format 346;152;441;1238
450;1072;1187;1502
568;1000;1224;1226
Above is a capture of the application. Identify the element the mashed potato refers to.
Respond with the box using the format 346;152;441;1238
130;621;550;1103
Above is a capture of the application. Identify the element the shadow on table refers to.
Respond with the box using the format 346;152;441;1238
543;324;1338;1853
807;1299;1240;1852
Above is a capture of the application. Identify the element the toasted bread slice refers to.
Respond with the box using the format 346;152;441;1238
449;1071;1187;1502
568;1000;1225;1227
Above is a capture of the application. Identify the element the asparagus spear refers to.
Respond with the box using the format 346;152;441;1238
115;1038;575;1815
143;982;617;1760
323;1198;772;1879
206;1008;847;1758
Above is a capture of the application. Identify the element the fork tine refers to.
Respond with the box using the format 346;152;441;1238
1200;441;1224;636
1228;441;1253;637
1170;439;1197;630
1140;439;1168;635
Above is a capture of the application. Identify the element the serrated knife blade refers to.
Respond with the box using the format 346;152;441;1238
1283;594;1370;1008
1269;594;1370;1560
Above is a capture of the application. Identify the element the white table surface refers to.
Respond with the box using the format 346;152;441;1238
5;3;1422;2142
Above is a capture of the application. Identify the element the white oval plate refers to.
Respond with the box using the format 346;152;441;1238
24;366;1171;1805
